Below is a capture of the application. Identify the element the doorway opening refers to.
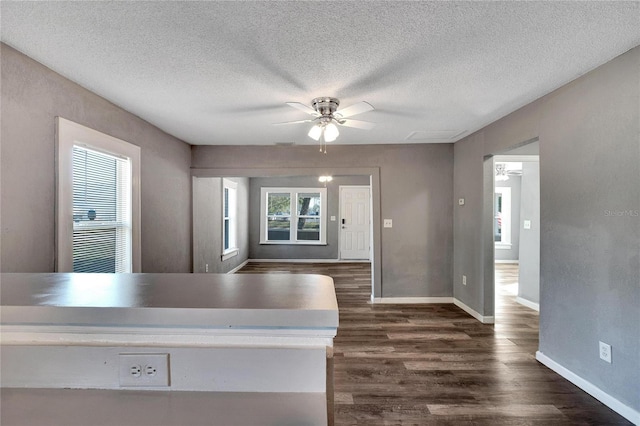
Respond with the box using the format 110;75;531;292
491;145;540;322
192;167;382;302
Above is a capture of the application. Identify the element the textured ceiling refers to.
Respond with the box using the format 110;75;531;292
2;2;639;146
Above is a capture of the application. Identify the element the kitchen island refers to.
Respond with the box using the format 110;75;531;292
0;272;338;425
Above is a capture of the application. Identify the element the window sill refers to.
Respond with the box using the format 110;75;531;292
221;249;239;261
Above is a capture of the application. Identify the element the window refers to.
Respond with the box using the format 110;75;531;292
494;187;511;248
222;178;238;260
57;117;140;272
260;187;327;245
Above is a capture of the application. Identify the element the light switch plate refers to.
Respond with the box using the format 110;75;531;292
330;216;336;221
523;220;531;230
384;219;393;228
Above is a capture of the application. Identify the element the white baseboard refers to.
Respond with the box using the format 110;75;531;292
536;351;640;425
371;297;453;304
453;298;495;324
515;296;540;312
495;260;519;264
227;260;249;274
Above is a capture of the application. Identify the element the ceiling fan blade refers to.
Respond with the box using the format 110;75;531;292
286;102;319;116
338;119;376;130
273;119;314;126
334;101;374;119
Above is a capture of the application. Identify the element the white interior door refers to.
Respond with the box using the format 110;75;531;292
340;186;371;260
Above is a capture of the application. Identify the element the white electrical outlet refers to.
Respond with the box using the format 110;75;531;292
462;275;467;286
599;342;612;363
130;364;142;377
119;353;170;387
384;219;393;228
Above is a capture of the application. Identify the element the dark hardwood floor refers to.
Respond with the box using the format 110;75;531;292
238;262;631;425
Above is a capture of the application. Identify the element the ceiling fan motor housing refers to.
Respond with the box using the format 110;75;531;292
312;97;340;117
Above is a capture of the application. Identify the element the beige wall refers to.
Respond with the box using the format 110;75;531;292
1;44;192;272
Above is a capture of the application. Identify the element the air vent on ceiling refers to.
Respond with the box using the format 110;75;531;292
405;130;467;141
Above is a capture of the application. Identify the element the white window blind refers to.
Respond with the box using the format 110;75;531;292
72;146;132;272
56;117;140;273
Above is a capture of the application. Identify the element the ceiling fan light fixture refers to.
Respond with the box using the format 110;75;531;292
280;97;374;151
308;124;323;141
324;122;339;142
495;163;510;181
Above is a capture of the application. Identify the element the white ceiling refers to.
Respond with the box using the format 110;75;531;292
2;2;639;146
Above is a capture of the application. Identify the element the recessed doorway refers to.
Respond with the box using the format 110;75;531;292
492;149;540;321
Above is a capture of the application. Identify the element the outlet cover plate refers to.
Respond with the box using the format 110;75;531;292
384;219;393;228
119;353;170;387
599;342;612;363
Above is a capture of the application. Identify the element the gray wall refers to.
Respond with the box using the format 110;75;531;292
494;175;521;261
193;177;249;273
192;143;454;298
517;162;540;304
1;43;192;272
249;175;370;260
453;134;487;313
453;46;639;412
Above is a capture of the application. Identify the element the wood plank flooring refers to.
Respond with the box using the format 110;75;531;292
238;262;631;425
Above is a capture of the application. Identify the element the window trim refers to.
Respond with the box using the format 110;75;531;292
56;117;141;272
259;187;327;245
494;186;512;249
221;178;239;260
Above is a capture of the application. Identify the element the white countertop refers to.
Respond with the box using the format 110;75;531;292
0;273;339;330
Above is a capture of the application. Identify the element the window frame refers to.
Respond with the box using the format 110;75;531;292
221;178;239;261
494;186;512;249
259;187;327;245
56;117;141;272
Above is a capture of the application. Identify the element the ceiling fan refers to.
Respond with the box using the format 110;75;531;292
274;97;375;151
495;163;523;181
